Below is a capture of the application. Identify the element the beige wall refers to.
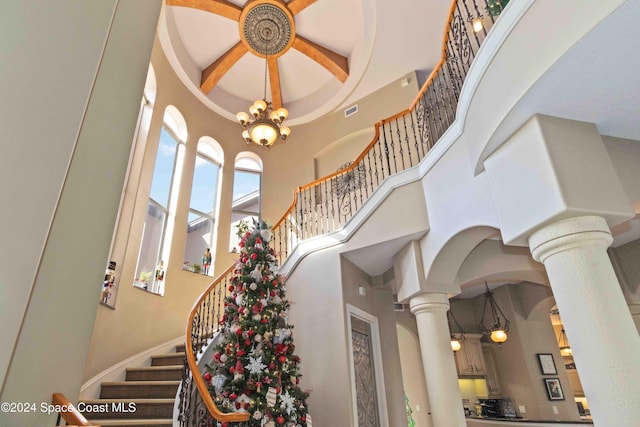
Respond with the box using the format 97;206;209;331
341;257;407;427
84;30;421;380
0;1;161;426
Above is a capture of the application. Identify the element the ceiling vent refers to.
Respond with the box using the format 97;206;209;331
344;104;359;118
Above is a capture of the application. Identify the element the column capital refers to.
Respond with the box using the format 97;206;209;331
409;292;450;315
529;216;613;263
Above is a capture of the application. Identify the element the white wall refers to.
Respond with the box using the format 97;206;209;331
0;1;161;426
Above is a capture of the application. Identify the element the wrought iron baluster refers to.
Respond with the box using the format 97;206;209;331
394;118;406;171
388;121;398;174
297;190;304;241
410;108;424;159
381;123;391;179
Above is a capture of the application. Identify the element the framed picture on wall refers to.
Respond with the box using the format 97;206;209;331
544;378;565;401
537;353;557;375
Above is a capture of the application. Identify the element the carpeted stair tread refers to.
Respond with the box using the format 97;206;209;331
100;381;180;399
150;352;185;366
80;398;174;420
125;366;183;381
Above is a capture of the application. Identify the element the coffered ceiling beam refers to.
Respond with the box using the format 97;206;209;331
287;0;317;15
292;36;349;83
268;58;283;110
166;0;242;21
201;42;248;94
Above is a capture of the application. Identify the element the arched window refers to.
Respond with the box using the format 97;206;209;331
134;105;186;295
229;153;262;252
183;137;223;276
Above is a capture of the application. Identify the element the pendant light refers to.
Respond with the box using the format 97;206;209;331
447;306;465;352
479;282;510;344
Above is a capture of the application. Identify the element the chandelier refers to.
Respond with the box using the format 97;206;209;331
478;282;510;344
447;306;466;352
236;33;291;149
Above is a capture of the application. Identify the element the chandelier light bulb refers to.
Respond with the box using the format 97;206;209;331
490;329;508;343
276;107;288;121
237;111;250;124
451;339;462;352
473;17;484;33
254;99;267;112
280;126;291;139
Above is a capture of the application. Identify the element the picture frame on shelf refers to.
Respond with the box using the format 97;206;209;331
544;378;565;401
537;353;557;375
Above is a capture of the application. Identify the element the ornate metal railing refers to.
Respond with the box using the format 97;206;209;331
181;0;508;423
270;0;506;265
177;265;250;426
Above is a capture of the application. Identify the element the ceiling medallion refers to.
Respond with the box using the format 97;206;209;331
242;3;293;56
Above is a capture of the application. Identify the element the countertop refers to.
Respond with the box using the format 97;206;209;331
466;416;593;424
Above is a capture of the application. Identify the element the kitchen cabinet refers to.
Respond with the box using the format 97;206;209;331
567;369;584;397
482;344;502;396
455;334;486;376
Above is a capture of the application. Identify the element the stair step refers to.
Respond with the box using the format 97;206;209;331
126;366;183;381
80;399;174;420
85;419;172;426
100;381;180;399
175;344;186;353
150;352;185;366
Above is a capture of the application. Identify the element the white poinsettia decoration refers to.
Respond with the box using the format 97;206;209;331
246;355;267;375
280;391;296;415
260;228;272;242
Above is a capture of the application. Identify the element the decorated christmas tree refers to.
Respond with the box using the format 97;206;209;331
205;220;311;427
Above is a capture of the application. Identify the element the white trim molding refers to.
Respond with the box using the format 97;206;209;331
346;304;389;427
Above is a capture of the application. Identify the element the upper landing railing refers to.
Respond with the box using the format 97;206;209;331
270;0;507;265
179;0;508;425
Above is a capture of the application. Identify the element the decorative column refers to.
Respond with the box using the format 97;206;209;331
529;216;640;425
410;293;466;427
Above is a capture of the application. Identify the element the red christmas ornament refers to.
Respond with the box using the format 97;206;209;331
270;290;276;297
279;356;287;363
255;237;263;244
244;339;252;346
236;328;243;335
229;367;235;374
301;415;306;422
237;350;246;357
203;372;212;382
269;362;276;370
251;253;258;260
261;318;268;324
272;280;279;286
247;329;255;337
277;415;285;424
228;285;234;292
230;393;237;400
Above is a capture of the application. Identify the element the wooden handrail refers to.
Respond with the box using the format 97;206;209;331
184;265;250;423
51;393;92;426
272;0;465;234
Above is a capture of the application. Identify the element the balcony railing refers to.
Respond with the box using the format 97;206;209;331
270;0;504;265
179;0;507;424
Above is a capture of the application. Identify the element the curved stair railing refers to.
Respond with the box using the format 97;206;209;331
179;0;507;424
177;265;251;426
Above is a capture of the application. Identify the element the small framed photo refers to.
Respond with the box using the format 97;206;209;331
544;378;565;401
537;353;557;375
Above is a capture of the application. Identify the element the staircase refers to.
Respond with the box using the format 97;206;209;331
79;344;186;427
